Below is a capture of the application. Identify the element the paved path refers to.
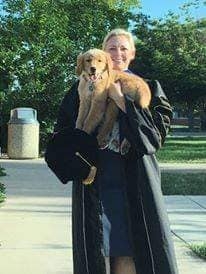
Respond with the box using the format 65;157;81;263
161;163;206;173
0;158;206;274
0;159;73;274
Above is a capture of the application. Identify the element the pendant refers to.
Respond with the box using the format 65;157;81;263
88;83;94;92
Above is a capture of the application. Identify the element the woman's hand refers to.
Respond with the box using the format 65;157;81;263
108;81;126;113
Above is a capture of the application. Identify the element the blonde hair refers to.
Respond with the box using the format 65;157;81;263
102;28;136;52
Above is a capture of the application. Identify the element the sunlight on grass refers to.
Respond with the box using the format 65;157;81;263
189;243;206;260
157;137;206;163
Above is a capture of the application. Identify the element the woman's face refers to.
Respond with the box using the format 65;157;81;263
104;35;135;71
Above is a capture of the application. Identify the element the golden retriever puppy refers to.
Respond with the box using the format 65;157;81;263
75;48;151;147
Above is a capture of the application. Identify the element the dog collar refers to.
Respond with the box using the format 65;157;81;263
82;73;103;92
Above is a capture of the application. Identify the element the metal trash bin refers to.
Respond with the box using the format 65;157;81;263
7;107;39;159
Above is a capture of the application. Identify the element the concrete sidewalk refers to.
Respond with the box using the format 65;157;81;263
0;158;206;274
161;162;206;173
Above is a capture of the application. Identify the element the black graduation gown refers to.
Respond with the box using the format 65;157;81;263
55;80;179;274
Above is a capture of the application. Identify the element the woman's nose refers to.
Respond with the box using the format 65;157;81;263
113;48;122;57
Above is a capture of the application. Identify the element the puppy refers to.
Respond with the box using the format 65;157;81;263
75;48;151;147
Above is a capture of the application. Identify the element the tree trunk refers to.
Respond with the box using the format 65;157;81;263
187;103;194;131
200;109;206;131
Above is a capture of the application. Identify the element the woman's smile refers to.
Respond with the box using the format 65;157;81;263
105;35;135;70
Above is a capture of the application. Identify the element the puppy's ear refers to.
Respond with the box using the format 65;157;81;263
76;53;84;76
106;52;113;77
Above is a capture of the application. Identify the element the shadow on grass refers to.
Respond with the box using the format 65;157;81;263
162;173;206;195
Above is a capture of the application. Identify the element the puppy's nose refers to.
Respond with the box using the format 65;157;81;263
90;67;96;74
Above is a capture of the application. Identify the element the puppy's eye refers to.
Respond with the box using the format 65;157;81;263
86;59;91;62
98;59;102;62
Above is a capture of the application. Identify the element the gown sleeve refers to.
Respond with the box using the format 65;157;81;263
54;81;80;132
123;80;173;155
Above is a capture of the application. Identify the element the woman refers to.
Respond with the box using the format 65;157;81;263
55;29;179;274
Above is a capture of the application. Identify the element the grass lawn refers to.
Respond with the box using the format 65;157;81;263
157;137;206;163
0;182;6;203
0;166;6;204
0;166;6;176
161;173;206;195
189;243;206;260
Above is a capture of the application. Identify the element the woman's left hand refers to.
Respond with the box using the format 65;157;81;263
108;81;126;112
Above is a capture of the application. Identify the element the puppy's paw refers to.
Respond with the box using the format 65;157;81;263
136;81;151;108
82;122;92;134
75;121;83;130
82;127;90;134
82;166;97;185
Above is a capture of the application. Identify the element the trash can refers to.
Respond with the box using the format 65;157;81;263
7;107;39;159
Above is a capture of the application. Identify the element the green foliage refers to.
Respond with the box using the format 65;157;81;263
0;187;6;203
161;172;206;195
189;243;206;259
107;0;140;10
131;11;206;105
0;166;6;176
0;166;6;203
1;0;205;151
39;119;55;152
0;0;137;149
0;183;6;203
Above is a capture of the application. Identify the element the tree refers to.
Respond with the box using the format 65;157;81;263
0;0;139;149
131;9;206;130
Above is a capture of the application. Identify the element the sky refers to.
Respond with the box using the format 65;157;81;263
138;0;206;20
